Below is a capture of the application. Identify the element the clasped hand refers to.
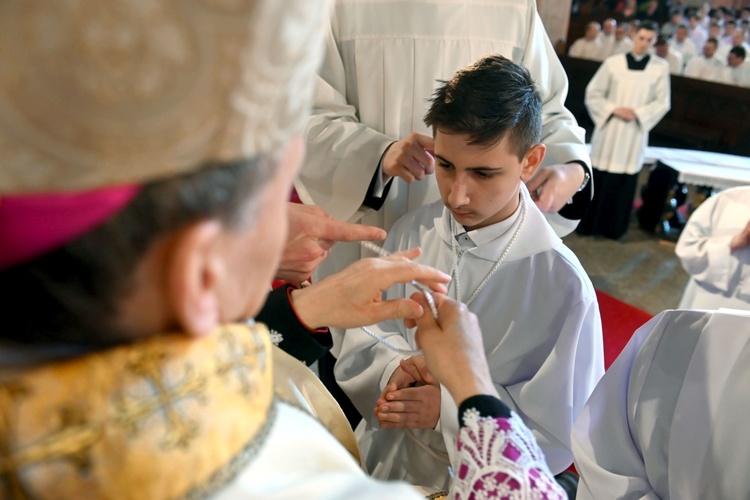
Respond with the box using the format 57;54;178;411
374;356;441;430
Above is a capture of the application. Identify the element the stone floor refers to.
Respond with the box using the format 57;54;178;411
563;223;689;315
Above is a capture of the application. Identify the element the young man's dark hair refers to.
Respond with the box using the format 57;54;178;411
1;157;274;345
638;20;660;35
423;54;542;160
730;46;747;60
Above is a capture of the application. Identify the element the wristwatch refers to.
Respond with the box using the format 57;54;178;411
578;169;591;192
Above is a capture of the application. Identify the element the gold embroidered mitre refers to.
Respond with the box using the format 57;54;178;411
0;323;275;500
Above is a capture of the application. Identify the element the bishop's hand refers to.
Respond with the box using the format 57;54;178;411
407;293;498;406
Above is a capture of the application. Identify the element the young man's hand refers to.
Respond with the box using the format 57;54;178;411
374;357;440;429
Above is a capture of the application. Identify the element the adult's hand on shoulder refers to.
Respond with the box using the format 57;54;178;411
289;247;450;330
382;132;436;183
527;163;586;213
277;203;386;283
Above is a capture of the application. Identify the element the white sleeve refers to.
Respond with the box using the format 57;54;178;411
333;228;413;418
634;64;671;132
572;313;671;500
295;8;395;223
500;296;604;474
584;59;618;129
568;39;583;58
334;318;411;420
523;10;590;172
522;8;592;236
675;194;737;294
683;58;700;78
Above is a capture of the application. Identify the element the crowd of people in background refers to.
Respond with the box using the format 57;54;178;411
569;1;750;87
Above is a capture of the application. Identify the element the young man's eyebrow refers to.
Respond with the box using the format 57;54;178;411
435;154;453;166
435;154;502;171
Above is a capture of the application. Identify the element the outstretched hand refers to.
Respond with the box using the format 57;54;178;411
290;248;450;330
277;203;386;283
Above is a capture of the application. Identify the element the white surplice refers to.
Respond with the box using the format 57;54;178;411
608;37;633;58
568;37;605;60
585;53;671;175
335;186;604;489
573;308;750;500
719;63;750;88
683;55;725;82
296;0;590;260
669;38;697;70
676;186;750;310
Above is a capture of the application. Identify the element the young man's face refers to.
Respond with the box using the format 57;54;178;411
603;19;616;35
434;130;541;231
704;41;717;58
586;23;600;40
728;51;744;67
632;28;656;56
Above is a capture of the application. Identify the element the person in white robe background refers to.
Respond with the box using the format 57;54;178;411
570;21;606;60
654;35;684;74
577;21;671;240
688;13;709;52
660;9;685;40
573;308;750;499
294;0;595;428
0;1;566;498
719;46;750;88
676;186;750;310
606;24;635;58
669;24;698;72
334;55;604;492
684;37;725;81
598;18;618;58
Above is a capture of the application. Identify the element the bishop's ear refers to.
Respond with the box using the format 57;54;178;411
520;143;547;182
165;219;225;337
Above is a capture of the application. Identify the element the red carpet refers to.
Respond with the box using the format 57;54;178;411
595;289;653;369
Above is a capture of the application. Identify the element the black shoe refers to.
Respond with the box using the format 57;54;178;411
554;471;579;499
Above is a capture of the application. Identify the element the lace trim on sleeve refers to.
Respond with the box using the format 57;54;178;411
451;412;566;499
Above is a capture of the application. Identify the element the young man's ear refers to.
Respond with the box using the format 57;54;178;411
520;143;547;181
165;220;226;337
